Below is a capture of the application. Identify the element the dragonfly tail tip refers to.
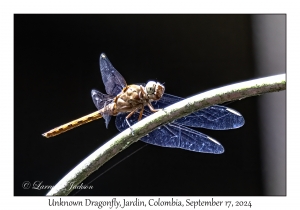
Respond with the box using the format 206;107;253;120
42;132;50;138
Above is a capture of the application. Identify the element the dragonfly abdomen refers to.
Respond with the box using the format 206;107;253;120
42;110;103;138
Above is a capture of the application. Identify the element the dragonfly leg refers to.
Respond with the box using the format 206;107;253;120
147;102;162;112
126;107;139;119
139;85;147;99
125;107;140;136
138;106;144;121
125;118;134;135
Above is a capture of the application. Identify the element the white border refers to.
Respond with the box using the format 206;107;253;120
2;0;297;209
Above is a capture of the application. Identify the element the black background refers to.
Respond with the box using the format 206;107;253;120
14;14;274;196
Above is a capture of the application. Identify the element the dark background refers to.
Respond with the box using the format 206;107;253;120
14;14;284;196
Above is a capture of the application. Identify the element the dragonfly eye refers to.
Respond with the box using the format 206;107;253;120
145;81;165;101
145;81;156;95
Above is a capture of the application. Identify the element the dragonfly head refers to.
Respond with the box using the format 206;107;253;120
145;81;165;101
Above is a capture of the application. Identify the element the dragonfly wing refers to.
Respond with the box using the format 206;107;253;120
91;89;114;128
152;93;182;106
115;109;224;154
99;53;127;96
102;112;111;129
153;93;244;130
142;124;224;154
91;89;114;110
175;105;244;130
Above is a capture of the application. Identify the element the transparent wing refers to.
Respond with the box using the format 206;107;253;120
91;89;114;128
115;108;224;154
99;53;127;96
91;89;114;110
152;93;245;130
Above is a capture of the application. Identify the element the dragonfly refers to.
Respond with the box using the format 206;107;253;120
42;53;244;154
